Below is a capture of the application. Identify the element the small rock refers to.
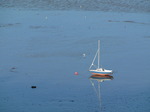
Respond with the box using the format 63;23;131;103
31;86;36;88
10;67;17;72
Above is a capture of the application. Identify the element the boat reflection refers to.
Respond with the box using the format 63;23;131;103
89;74;114;82
89;75;114;111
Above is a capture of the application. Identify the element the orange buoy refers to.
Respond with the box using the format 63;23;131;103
74;72;79;75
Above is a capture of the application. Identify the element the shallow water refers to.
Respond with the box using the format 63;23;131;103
0;0;150;12
0;4;150;112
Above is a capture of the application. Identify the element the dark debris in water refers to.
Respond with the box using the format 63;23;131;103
51;99;75;103
108;20;149;25
0;23;21;28
31;86;37;88
58;100;62;102
10;67;17;72
69;100;75;102
29;25;47;29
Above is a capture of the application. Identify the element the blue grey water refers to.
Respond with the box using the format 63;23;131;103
0;0;150;112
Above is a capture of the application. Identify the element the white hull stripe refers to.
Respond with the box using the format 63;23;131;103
90;71;112;74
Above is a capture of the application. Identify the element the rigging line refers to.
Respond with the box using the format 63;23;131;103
90;64;98;69
90;80;99;98
89;49;99;70
93;64;98;69
93;65;97;69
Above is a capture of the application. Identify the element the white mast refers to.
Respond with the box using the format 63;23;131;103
89;40;100;70
98;40;100;69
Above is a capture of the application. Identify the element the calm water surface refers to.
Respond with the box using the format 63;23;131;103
0;1;150;112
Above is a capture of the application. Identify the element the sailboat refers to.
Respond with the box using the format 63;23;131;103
89;40;113;76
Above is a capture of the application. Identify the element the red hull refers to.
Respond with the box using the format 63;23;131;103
91;73;112;76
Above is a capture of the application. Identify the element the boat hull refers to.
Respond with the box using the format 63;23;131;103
89;69;113;76
91;73;112;75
